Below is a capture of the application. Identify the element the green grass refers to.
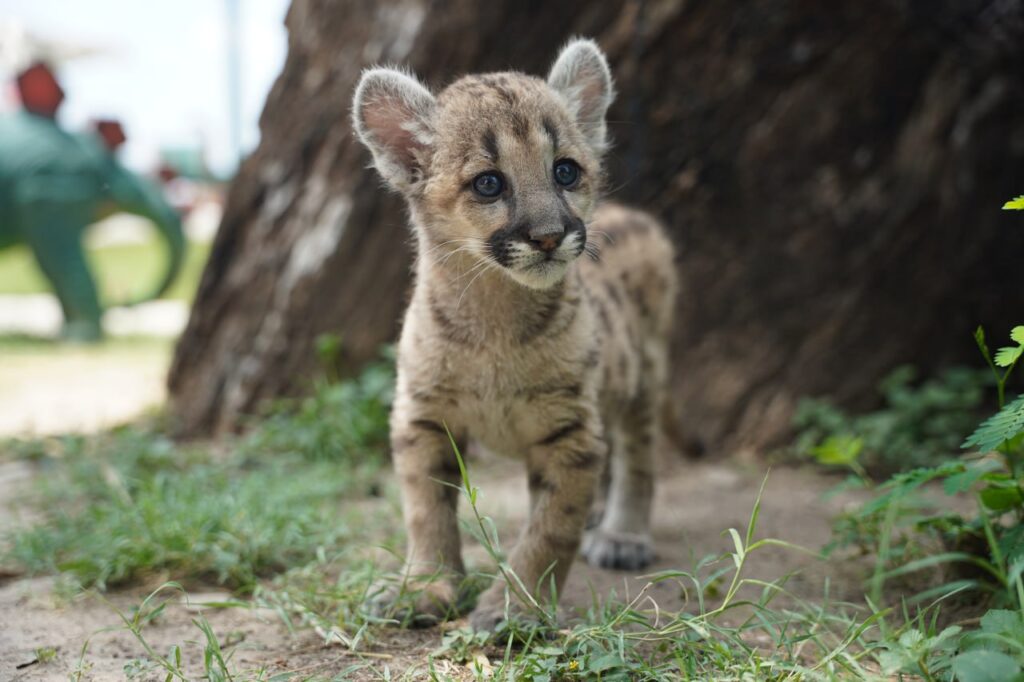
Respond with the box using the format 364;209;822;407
6;430;379;591
42;454;893;680
3;356;394;591
71;582;257;682
255;467;890;680
6;351;1022;679
0;238;210;303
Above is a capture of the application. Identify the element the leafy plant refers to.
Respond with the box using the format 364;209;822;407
821;326;1024;612
1004;195;1024;210
875;622;963;680
868;581;1024;682
794;365;988;476
782;322;1024;681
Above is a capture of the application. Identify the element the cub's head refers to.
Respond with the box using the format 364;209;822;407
352;39;614;289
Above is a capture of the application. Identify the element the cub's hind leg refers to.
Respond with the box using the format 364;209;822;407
581;399;658;570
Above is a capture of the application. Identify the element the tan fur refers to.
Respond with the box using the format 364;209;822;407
353;39;677;630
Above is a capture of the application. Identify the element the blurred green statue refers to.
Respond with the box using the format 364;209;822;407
0;62;185;341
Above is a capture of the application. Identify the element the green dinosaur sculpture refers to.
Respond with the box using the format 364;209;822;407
0;110;185;341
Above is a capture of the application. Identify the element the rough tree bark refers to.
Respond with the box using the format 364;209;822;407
169;0;1024;454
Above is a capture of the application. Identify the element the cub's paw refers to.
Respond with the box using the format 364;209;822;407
468;582;517;633
467;584;543;634
468;600;547;635
581;530;655;571
468;601;510;634
366;577;461;628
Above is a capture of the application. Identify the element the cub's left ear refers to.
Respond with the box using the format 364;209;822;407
547;38;615;153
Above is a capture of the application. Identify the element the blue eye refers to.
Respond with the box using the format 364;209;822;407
554;160;580;188
472;172;503;198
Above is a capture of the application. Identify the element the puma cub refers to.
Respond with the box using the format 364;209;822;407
352;39;676;631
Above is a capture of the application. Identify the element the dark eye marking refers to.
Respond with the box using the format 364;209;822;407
482;128;499;161
554;159;581;189
472;171;504;198
542;116;560;150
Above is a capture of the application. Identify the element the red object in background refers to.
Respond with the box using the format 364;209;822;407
95;119;127;151
15;62;65;119
157;163;179;183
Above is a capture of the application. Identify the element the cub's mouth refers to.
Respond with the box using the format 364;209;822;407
502;229;587;289
482;215;589;289
521;230;585;266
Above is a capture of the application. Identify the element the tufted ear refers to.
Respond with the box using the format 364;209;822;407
547;38;615;154
352;67;436;192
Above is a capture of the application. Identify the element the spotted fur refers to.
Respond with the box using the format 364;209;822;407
353;38;677;630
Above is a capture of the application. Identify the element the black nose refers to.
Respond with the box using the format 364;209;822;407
527;226;565;253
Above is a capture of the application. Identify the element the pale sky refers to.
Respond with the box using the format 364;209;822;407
0;0;290;176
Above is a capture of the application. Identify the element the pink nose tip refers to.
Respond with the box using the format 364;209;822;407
534;236;559;252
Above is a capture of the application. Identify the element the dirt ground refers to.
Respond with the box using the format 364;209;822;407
1;454;871;681
0;336;874;679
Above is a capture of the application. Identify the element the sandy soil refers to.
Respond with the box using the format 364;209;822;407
1;454;872;681
0;292;184;438
0;342;171;437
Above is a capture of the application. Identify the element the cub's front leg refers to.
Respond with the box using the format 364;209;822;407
469;412;605;632
372;414;466;626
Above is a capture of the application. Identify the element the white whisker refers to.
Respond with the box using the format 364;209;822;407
438;244;480;269
455;258;499;312
452;255;492;282
421;237;475;257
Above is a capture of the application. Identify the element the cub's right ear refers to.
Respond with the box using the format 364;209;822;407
352;68;436;192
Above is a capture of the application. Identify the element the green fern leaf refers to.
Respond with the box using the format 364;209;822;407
995;345;1023;368
963;395;1024;453
810;434;863;466
1011;326;1024;345
1004;195;1024;210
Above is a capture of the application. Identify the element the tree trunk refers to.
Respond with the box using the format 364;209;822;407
169;0;1024;454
